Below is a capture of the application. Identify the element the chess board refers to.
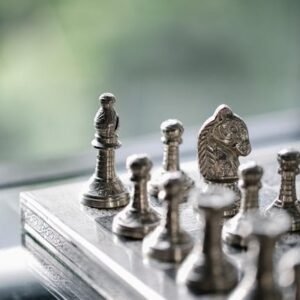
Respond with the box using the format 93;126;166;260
20;142;300;300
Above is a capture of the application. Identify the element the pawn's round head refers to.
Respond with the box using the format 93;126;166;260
126;154;153;181
99;93;116;108
160;119;184;143
159;172;183;202
278;149;300;174
239;161;263;188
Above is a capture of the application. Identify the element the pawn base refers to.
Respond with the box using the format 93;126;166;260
81;175;129;209
149;170;194;203
143;226;193;263
112;207;160;239
265;200;300;232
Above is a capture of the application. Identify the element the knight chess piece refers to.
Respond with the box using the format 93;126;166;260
112;154;160;239
143;172;194;263
198;104;251;217
81;93;129;208
222;161;263;248
149;119;194;201
178;189;238;295
229;211;291;300
265;149;300;232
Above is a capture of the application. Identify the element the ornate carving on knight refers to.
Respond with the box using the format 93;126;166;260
197;104;251;217
81;93;129;209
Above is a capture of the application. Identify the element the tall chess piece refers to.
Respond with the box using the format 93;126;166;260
198;105;251;217
143;172;194;263
112;154;160;239
229;212;291;300
178;190;238;295
223;161;263;248
265;149;300;232
149;119;194;201
81;93;129;208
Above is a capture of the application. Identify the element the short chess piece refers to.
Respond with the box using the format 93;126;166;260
197;105;251;217
223;161;263;248
178;189;238;295
149;119;194;202
278;248;300;300
81;93;129;208
112;154;160;239
143;172;194;263
265;149;300;232
229;211;291;300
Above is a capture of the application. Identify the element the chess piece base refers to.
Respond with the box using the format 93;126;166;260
112;208;160;239
143;226;193;263
265;200;300;232
222;212;252;249
81;176;129;209
149;170;194;203
179;252;238;295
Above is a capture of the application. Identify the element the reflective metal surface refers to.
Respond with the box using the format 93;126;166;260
112;154;160;239
222;161;263;248
197;104;252;217
143;172;194;263
81;93;129;208
265;149;300;232
149;119;194;201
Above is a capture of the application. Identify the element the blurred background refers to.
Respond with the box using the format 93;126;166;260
1;0;300;163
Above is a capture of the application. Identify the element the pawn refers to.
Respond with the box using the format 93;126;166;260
265;149;300;232
222;161;263;248
178;189;238;295
149;119;194;201
229;211;291;300
112;154;160;239
143;172;194;263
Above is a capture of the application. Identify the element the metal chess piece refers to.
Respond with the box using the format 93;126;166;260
81;93;129;208
197;104;251;217
143;172;194;263
112;154;160;239
178;190;238;295
222;161;263;248
265;149;300;232
229;211;291;300
278;248;300;300
149;119;194;201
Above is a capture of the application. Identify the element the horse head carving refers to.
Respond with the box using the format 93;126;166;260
198;105;251;183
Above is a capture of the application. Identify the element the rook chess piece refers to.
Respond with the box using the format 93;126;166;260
178;189;238;295
197;105;251;217
112;154;160;239
149;119;194;201
81;93;129;208
229;211;291;300
143;172;194;263
265;149;300;232
223;161;263;248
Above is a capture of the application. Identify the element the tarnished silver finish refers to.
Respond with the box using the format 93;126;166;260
265;149;300;232
112;154;160;239
278;248;300;300
229;211;291;300
222;161;263;248
143;172;194;263
149;119;194;201
81;93;129;208
197;104;251;217
178;189;238;295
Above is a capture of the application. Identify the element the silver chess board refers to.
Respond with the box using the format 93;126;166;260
20;142;300;300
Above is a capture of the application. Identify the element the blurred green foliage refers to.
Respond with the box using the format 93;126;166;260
0;1;300;162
